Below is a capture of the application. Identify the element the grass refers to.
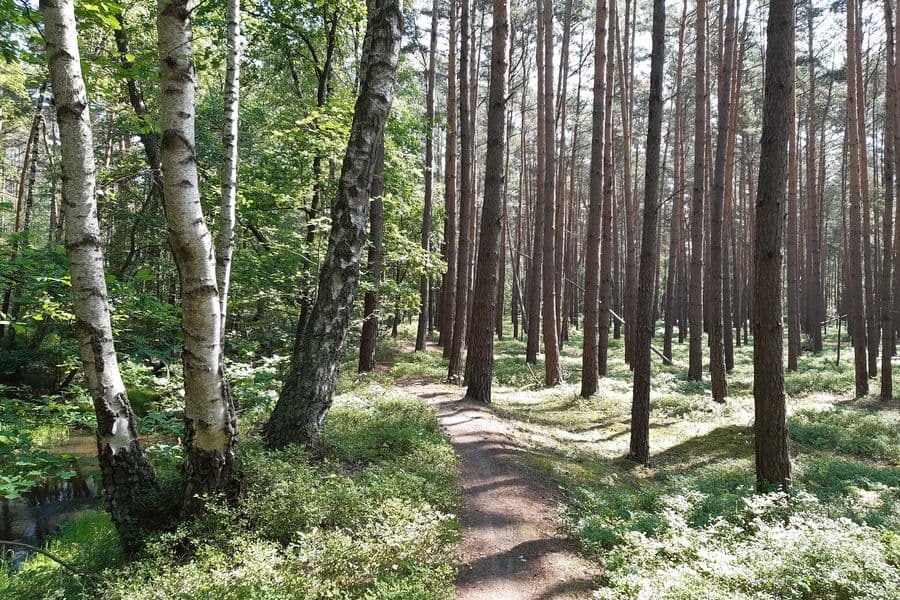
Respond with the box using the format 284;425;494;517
5;320;898;599
390;320;900;599
2;376;459;600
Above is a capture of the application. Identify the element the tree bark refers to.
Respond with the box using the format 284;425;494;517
215;0;241;337
416;0;439;351
688;0;708;381
753;0;793;491
264;0;402;447
41;0;156;549
440;0;458;352
541;0;562;386
447;0;473;382
464;0;508;404
525;2;545;365
581;0;609;397
787;41;801;372
847;0;870;397
881;0;895;400
629;0;665;465
598;0;617;376
663;0;687;364
158;0;237;511
804;5;822;352
707;0;736;403
357;142;385;373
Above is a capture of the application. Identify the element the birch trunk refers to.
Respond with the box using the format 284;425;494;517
157;0;237;510
41;0;156;548
216;0;241;336
264;0;403;447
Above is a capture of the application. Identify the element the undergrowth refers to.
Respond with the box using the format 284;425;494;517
1;382;459;600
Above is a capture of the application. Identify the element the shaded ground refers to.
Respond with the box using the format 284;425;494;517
402;381;598;599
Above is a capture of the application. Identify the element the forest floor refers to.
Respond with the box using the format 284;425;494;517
386;324;900;599
402;380;598;599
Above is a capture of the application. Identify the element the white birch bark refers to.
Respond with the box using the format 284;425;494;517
157;0;236;508
41;0;155;547
216;0;241;336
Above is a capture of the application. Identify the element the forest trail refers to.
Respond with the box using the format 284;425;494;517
400;381;599;599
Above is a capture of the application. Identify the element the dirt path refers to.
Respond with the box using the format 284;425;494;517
401;382;598;599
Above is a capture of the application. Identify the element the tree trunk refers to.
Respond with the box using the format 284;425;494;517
357;143;385;373
881;0;895;400
463;0;508;404
847;0;870;397
663;0;687;365
598;4;616;376
440;0;458;352
581;0;609;398
707;0;736;403
416;0;439;351
804;5;822;352
541;0;562;386
264;0;402;446
525;2;545;365
787;43;801;371
629;0;665;465
158;0;237;511
215;0;241;337
447;0;473;382
41;0;156;549
688;0;708;381
753;0;793;491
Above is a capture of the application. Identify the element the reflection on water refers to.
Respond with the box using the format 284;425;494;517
1;464;100;569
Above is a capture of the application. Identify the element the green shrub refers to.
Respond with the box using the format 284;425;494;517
4;386;459;600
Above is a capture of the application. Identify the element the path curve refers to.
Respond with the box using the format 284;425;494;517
402;382;598;599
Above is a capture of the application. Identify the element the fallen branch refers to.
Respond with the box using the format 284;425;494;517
608;308;680;368
0;539;91;582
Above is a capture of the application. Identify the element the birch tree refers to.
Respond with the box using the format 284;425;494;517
264;0;403;447
216;0;241;336
41;0;156;547
157;0;237;510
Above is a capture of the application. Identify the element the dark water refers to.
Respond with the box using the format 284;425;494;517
1;463;100;569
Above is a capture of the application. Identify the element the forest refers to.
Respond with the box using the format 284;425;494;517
0;0;898;597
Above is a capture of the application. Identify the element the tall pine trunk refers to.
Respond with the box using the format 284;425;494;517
847;0;870;397
688;0;708;381
541;0;562;386
448;0;473;382
753;0;793;490
629;0;665;465
581;0;609;398
440;0;458;352
416;0;439;351
464;0;508;404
